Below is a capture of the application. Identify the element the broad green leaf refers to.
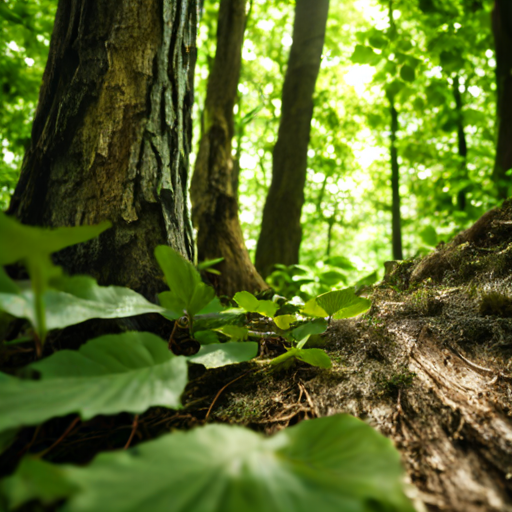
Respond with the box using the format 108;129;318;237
295;348;332;368
155;246;215;318
233;292;279;318
2;457;80;509
319;269;346;286
187;342;258;368
350;44;380;65
193;330;220;345
214;325;249;341
303;289;371;319
0;332;187;432
0;275;174;331
291;318;328;342
2;415;414;512
0;213;111;340
256;300;279;317
233;291;260;311
0;213;111;266
270;348;331;369
193;308;246;332
274;315;297;330
197;297;225;315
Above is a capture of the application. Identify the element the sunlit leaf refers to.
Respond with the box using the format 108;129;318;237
193;330;220;345
303;289;371;319
0;332;187;433
187;342;258;368
214;325;249;341
1;415;415;512
233;291;260;312
233;291;279;317
274;315;297;330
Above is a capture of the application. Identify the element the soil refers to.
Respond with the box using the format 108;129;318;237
3;201;512;512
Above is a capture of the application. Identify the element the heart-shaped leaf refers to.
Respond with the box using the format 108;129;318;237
303;289;371;319
270;347;332;369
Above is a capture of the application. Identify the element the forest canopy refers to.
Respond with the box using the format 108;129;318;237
0;0;501;294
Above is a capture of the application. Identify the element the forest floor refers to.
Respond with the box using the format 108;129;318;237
3;203;512;512
187;201;512;512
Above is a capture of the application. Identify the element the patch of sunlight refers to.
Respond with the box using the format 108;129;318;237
343;65;376;96
3;150;15;164
240;210;255;224
7;41;20;52
418;168;432;180
24;57;34;67
353;144;385;169
313;172;325;184
282;34;293;48
257;19;274;31
468;86;481;98
240;153;257;170
354;0;389;30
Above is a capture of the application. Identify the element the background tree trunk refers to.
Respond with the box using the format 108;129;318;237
453;74;469;211
7;0;197;300
190;0;266;297
255;0;329;278
492;0;512;200
390;95;403;261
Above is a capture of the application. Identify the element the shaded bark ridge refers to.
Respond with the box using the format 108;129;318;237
9;0;197;297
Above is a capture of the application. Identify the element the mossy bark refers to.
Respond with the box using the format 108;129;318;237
190;0;266;297
255;0;329;278
8;0;197;299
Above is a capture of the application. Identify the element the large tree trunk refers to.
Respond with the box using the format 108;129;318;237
255;0;329;278
7;0;197;299
390;95;403;261
492;0;512;200
190;0;266;297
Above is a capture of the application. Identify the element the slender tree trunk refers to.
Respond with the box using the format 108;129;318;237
453;75;469;211
492;0;512;200
255;0;329;278
7;0;197;300
390;96;403;261
190;0;266;297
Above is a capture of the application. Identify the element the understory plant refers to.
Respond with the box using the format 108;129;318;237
0;213;413;512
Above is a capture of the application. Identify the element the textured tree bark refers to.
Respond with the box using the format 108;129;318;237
492;0;512;200
453;75;468;212
190;0;266;297
8;0;197;299
255;0;329;278
390;96;403;261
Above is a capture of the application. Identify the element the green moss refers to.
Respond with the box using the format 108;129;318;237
377;368;416;397
479;291;512;317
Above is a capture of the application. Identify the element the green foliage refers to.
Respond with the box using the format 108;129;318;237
188;342;259;369
0;275;173;333
0;213;112;340
1;415;414;512
303;288;371;319
233;290;279;317
156;245;216;319
0;332;188;433
270;347;332;369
